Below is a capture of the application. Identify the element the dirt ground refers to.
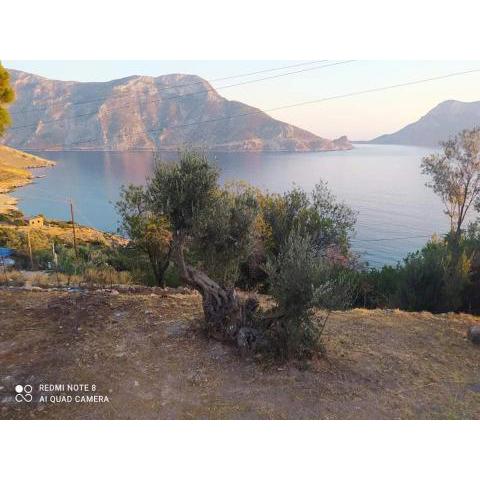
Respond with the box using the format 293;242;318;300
1;288;479;419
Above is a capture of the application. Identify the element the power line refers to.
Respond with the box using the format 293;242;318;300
10;60;330;115
210;60;331;82
9;61;347;130
34;66;480;150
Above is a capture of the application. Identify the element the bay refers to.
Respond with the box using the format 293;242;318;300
13;144;451;267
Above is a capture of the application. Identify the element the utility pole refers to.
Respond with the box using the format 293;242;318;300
70;199;78;258
27;229;34;270
52;242;59;286
1;256;7;283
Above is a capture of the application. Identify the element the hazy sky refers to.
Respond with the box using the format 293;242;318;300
4;60;480;140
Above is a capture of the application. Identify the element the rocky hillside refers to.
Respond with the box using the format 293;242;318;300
371;99;480;147
0;145;54;214
2;70;352;152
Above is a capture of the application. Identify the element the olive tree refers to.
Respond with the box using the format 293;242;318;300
422;128;480;244
146;149;357;358
116;185;172;287
147;150;260;341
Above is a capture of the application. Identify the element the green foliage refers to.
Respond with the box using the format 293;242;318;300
0;226;26;251
0;62;15;136
422;128;480;241
148;150;219;233
116;184;172;286
355;265;400;309
192;183;259;286
397;242;449;312
144;149;359;359
147;152;259;287
0;210;24;225
262;181;356;258
56;245;83;276
392;237;471;312
265;229;358;359
360;236;474;313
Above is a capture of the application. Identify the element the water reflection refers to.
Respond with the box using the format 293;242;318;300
13;144;451;266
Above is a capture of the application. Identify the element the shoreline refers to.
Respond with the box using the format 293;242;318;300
0;145;55;215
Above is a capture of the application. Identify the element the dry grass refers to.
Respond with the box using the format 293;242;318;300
0;223;127;248
30;273;53;288
27;269;132;288
0;145;54;213
0;270;26;286
52;273;83;287
0;145;54;169
1;289;479;419
82;267;132;286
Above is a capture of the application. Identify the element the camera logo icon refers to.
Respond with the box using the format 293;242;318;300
15;385;33;403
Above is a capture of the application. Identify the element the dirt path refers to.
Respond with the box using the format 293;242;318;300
1;289;479;419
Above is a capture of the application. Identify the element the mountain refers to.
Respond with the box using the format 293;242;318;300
2;70;352;152
371;100;480;147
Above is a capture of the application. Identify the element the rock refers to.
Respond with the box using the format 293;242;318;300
467;326;480;345
6;70;352;153
24;285;42;291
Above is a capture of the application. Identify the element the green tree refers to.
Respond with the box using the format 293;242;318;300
145;149;357;359
422;128;480;246
147;150;259;339
0;62;15;136
191;182;259;287
116;184;172;287
262;181;356;259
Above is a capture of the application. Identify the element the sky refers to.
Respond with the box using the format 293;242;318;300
4;60;480;140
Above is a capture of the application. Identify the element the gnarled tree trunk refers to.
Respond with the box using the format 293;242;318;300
172;234;261;352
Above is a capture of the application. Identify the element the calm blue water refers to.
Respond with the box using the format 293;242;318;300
13;144;451;267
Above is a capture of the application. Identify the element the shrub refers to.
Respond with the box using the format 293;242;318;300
265;229;357;359
355;265;401;309
396;239;470;312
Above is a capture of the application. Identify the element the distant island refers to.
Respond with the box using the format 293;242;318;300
2;70;352;153
370;99;480;146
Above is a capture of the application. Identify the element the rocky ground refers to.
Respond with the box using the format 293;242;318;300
1;288;479;419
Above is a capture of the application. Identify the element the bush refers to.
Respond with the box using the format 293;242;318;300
354;265;401;309
0;210;25;225
397;240;470;312
359;236;474;313
264;229;357;359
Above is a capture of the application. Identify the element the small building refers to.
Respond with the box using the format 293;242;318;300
27;215;44;228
